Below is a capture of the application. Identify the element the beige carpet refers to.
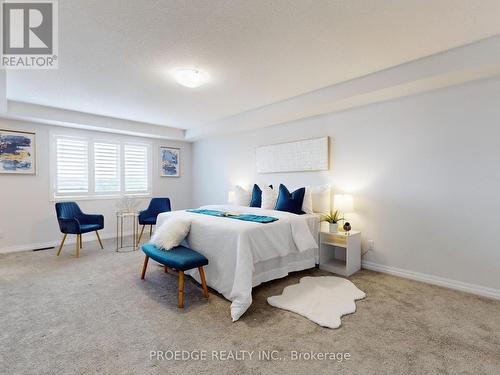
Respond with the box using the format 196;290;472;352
1;236;499;375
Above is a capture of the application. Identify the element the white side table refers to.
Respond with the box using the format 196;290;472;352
116;211;139;252
319;231;361;277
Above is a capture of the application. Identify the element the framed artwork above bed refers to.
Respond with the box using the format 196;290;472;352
160;146;180;177
0;129;36;174
256;136;329;173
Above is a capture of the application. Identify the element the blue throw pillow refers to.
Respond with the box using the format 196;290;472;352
249;184;262;207
249;184;273;207
275;184;305;214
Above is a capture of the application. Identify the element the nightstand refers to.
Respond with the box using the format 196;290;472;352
319;231;361;277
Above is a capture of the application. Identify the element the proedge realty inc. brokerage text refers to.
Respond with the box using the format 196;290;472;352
150;350;352;362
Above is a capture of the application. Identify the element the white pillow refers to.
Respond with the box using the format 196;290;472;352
301;187;314;214
310;185;331;215
234;185;251;206
149;217;191;250
261;185;278;209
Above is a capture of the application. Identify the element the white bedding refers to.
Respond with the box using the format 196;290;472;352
156;204;319;321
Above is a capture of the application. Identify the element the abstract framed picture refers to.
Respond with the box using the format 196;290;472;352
0;129;36;174
160;146;180;177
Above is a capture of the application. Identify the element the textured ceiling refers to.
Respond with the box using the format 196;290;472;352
6;0;500;129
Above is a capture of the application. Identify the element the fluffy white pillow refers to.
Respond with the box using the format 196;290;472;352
149;217;191;250
301;187;314;214
310;185;331;215
234;185;251;206
261;185;278;209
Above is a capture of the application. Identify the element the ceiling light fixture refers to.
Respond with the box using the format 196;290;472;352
172;68;208;88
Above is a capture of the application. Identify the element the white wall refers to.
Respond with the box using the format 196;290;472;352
0;119;192;253
192;78;500;293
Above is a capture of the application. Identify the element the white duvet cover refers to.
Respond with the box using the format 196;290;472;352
156;204;318;321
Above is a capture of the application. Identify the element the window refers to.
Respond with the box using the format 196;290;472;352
55;137;89;194
124;144;149;193
94;142;120;193
51;134;151;199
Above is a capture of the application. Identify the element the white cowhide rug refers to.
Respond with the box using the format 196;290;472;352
267;276;366;328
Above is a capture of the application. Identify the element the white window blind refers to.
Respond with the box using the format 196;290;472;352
94;142;120;193
124;144;149;193
56;137;89;194
52;134;150;199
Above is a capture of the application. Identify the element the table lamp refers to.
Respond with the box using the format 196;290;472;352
227;191;236;204
333;194;354;232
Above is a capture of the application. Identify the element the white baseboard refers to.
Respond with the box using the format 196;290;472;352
362;260;500;301
0;231;137;254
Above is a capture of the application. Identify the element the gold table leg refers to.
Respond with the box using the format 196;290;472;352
116;215;119;252
120;216;123;248
133;215;137;250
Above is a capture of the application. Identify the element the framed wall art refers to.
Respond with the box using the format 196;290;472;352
160;146;180;177
0;129;36;174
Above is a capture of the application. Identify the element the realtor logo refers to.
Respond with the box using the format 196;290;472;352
1;0;58;69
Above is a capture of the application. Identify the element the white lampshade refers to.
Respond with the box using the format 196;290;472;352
334;194;354;213
227;191;236;204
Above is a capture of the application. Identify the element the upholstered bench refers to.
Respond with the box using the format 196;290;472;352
140;244;209;308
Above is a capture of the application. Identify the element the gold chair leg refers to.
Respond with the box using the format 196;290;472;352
76;234;80;258
57;234;67;256
137;225;145;247
95;231;104;250
80;234;83;249
164;265;168;273
198;267;209;298
178;271;184;308
149;225;153;237
141;256;149;279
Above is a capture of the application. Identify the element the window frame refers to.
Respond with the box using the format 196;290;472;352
50;131;152;201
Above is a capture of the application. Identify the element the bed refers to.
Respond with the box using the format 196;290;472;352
156;204;320;321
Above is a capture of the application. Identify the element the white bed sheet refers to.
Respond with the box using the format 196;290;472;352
156;205;319;321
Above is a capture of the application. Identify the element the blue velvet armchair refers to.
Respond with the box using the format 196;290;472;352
137;198;171;245
55;202;104;257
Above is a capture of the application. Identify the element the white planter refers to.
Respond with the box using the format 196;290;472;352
329;223;338;233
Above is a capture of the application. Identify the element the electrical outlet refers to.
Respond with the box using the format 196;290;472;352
367;240;374;251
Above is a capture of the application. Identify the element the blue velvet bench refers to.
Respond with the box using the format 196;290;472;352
141;244;209;308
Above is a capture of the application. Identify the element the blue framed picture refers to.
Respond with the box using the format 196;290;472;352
160;146;180;177
0;129;36;174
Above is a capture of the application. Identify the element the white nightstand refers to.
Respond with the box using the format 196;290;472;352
319;231;361;277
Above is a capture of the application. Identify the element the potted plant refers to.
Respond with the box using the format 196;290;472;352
322;210;342;233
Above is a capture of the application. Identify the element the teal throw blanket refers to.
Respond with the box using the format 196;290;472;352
186;209;278;224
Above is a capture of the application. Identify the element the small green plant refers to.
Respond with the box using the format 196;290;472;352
322;210;342;224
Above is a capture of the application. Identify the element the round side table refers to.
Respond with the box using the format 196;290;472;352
116;211;139;252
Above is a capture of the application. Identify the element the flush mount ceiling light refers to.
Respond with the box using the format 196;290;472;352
172;68;208;88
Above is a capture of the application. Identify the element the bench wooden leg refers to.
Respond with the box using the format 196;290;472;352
57;234;67;256
164;265;168;273
178;271;184;308
141;256;149;279
198;267;209;298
